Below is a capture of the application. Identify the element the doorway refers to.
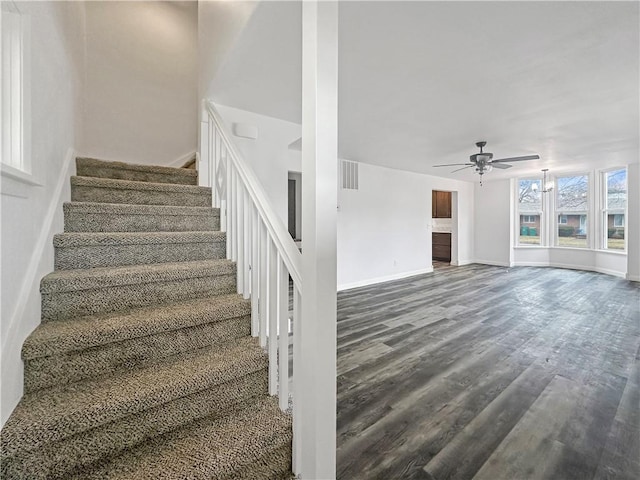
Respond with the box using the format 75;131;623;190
288;171;302;243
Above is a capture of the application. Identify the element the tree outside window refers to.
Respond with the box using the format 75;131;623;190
518;179;541;245
604;169;626;250
556;175;588;248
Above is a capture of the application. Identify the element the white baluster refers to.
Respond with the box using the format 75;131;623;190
292;283;302;475
236;182;244;294
259;221;268;348
278;257;289;411
230;168;238;262
243;190;251;299
226;158;233;258
268;240;278;395
213;127;219;206
251;206;259;337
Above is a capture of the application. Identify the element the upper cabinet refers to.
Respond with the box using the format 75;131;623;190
432;190;451;218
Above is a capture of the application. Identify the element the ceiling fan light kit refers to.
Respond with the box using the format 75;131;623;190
433;141;540;185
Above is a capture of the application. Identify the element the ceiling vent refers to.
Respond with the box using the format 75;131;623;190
341;160;359;190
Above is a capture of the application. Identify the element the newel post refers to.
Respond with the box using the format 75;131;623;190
298;1;338;478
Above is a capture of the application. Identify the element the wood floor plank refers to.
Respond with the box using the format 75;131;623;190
336;264;640;480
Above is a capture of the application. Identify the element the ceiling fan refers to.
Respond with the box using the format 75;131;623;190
434;141;540;185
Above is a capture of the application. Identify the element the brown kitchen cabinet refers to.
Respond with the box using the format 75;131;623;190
432;232;451;262
432;191;452;218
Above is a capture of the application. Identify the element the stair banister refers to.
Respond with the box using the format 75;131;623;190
204;101;303;288
201;100;303;474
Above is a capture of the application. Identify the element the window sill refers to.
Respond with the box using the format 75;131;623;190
513;245;627;255
1;164;42;186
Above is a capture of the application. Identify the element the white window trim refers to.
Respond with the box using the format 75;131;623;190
1;2;32;179
601;167;627;251
516;178;543;246
555;172;591;248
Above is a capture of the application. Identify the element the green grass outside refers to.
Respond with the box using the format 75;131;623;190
518;236;625;250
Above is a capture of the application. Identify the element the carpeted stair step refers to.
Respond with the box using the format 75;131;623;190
40;259;236;322
23;295;251;392
54;231;226;269
1;338;269;480
67;396;292;480
64;202;219;233
70;176;212;207
76;157;198;185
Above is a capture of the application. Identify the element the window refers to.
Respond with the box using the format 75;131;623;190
556;175;588;248
1;2;29;173
614;214;624;227
603;169;626;251
517;179;541;245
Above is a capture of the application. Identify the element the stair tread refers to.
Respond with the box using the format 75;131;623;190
41;259;235;294
76;157;197;181
71;176;211;194
54;231;225;248
23;294;250;359
69;396;292;480
64;201;217;216
1;337;267;457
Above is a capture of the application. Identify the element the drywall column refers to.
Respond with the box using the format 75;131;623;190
298;1;338;478
627;163;640;281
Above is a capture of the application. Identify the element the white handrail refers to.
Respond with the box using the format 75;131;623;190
200;100;304;475
205;102;303;290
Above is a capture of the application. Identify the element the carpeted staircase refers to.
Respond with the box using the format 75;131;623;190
1;157;293;479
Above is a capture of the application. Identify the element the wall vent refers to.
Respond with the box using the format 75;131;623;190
341;160;359;190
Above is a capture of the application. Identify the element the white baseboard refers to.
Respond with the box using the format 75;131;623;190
450;259;473;266
473;259;512;267
167;151;196;168
513;261;627;279
627;274;640;282
338;267;433;291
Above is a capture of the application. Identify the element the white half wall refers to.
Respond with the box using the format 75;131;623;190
338;162;475;290
82;1;197;166
1;1;85;427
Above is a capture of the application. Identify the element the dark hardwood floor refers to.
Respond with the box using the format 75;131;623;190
336;264;640;480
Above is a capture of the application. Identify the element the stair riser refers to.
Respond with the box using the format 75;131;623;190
41;274;237;322
4;372;268;480
25;315;251;392
71;184;212;207
77;161;197;185
55;241;226;270
64;210;219;232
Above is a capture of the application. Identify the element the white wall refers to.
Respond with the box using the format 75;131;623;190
1;1;85;427
82;1;197;166
198;0;258;103
473;179;513;266
337;163;475;290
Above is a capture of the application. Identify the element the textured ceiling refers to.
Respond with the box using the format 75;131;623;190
209;1;639;182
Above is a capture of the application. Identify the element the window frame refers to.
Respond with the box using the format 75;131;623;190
554;172;590;249
516;178;543;247
1;1;31;178
601;167;627;252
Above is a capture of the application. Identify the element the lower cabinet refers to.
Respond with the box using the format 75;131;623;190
432;233;451;262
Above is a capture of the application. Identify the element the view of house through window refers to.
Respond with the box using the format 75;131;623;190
518;179;541;245
604;169;626;250
556;175;589;248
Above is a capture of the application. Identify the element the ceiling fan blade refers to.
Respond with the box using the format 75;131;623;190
492;155;540;163
491;163;512;169
451;165;474;173
433;163;474;167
